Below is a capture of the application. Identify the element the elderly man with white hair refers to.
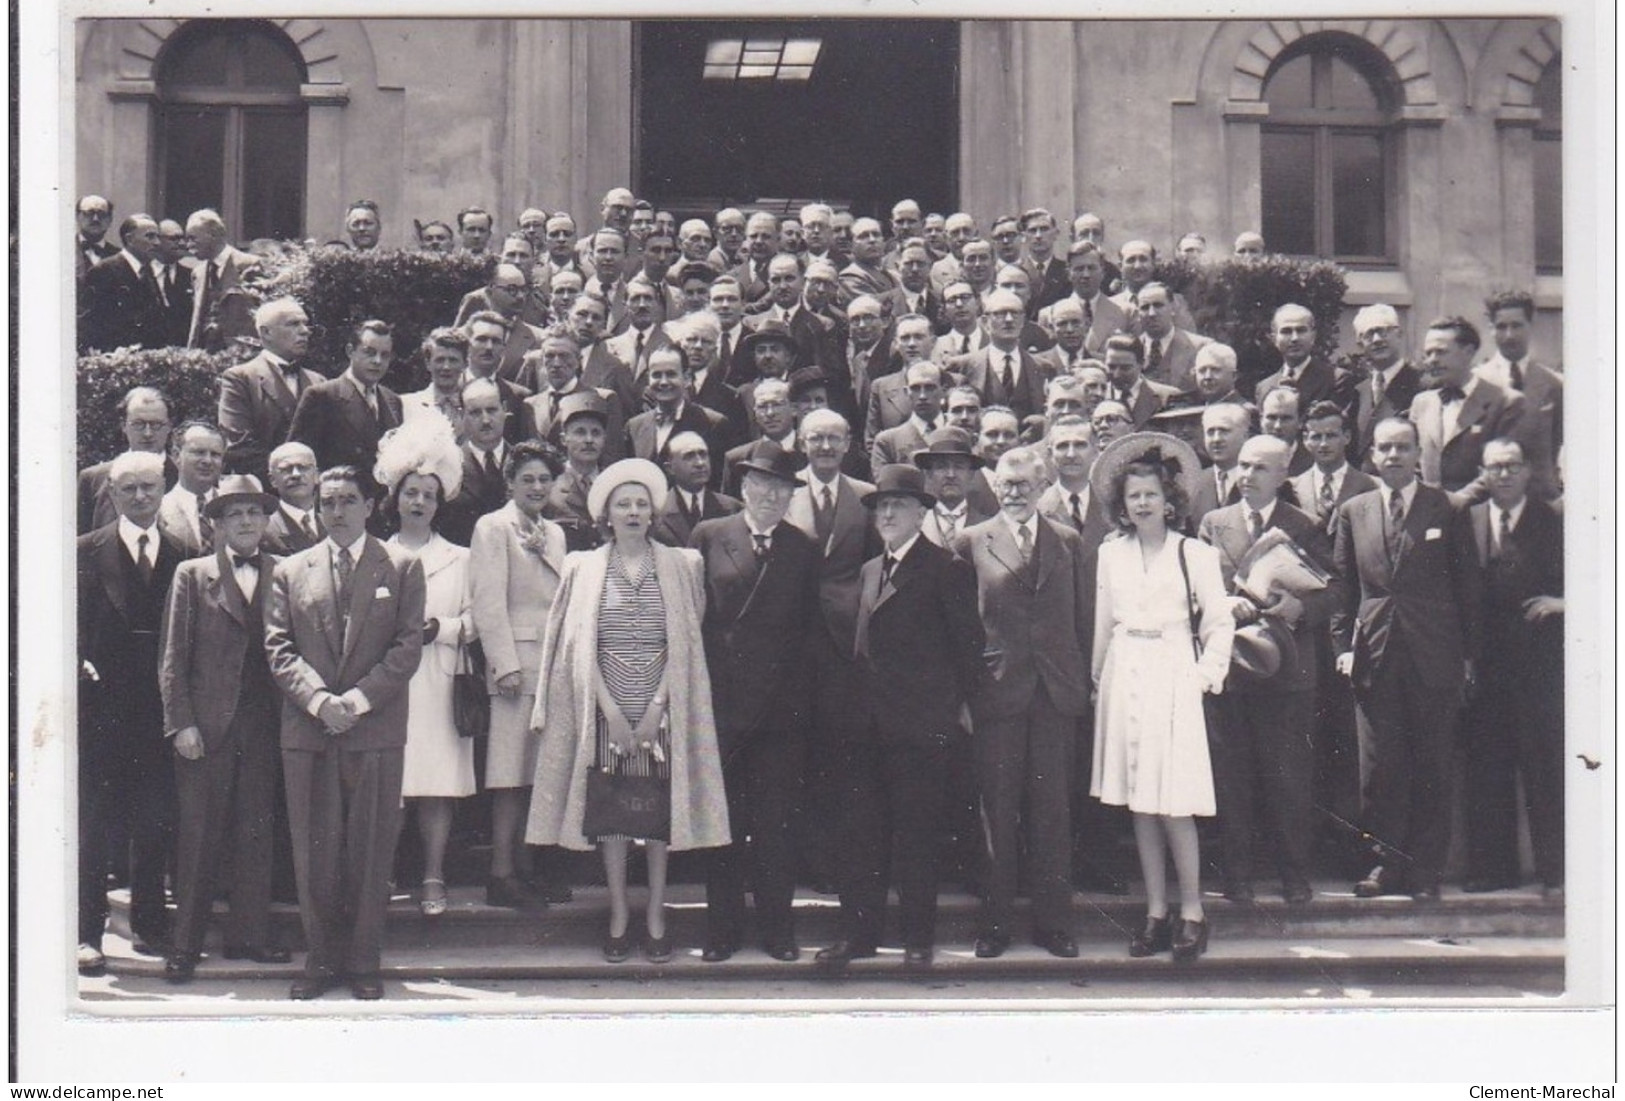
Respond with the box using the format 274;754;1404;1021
1348;302;1423;467
184;207;259;350
217;297;324;480
929;212;979;293
1189;341;1251;408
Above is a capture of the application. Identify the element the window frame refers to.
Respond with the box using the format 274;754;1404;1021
1532;56;1562;274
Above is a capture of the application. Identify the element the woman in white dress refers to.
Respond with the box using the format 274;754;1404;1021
1090;433;1233;961
375;421;476;917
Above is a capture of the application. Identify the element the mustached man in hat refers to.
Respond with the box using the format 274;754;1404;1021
815;465;984;972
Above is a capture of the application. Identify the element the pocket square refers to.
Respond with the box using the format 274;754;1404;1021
375;586;391;598
1425;528;1442;541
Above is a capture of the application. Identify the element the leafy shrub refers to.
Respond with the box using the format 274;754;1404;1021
77;346;243;466
1152;254;1347;389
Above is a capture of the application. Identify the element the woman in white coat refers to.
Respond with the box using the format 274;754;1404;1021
1090;433;1233;962
376;421;476;917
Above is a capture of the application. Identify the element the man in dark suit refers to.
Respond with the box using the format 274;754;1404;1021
1199;436;1344;905
74;194;118;280
77;451;185;976
1260;388;1315;477
287;320;404;477
723;379;799;495
747;254;843;379
184;208;260;351
1097;333;1181;432
79;213;164;354
732;320;802;441
1462;439;1564;897
1294;401;1380;538
652;431;741;547
522;333;627;462
1018;208;1071;316
436;381;516;548
1410;316;1526;500
1036;239;1132;356
1253;303;1356;416
158;475;291;982
563;294;641;416
869;356;943;472
891;241;946;334
691;441;820;962
816;465;985;970
673;311;748;439
546;391;611;552
260;442;326;556
1348;304;1423;469
1332;417;1482;900
953;446;1093;958
153;219;197;348
462;313;538;447
1477;290;1563;501
218;297;324;480
947;290;1048;420
625;345;731;480
264;465;426;1000
1136;283;1212;392
78;386;176;533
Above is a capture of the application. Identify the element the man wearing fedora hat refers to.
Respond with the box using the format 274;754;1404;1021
158;474;291;982
734;318;802;439
690;439;821;963
1198;435;1343;905
547;389;613;552
914;425;994;549
817;465;984;971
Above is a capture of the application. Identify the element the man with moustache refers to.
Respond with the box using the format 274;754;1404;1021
260;442;326;556
436;379;516;547
287;320;403;477
74;194;118;280
914;426;993;548
816;464;984;971
217;297;323;481
604;276;674;378
652;431;741;548
691;440;820;963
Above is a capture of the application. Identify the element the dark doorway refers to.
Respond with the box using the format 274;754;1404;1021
635;20;958;221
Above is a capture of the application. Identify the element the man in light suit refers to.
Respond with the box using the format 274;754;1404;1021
1332;418;1482;900
816;465;985;971
1199;436;1344;905
953;446;1093;958
156;421;226;558
1135;282;1211;392
1476;291;1562;501
652;431;741;547
946;290;1048;421
1347;304;1422;469
185;208;260;351
158;475;291;982
603;275;675;381
870;359;944;473
287;320;404;478
1410;316;1525;499
218;297;324;480
1192;403;1253;524
1253;303;1356;416
565;293;641;417
1036;240;1132;356
77;452;185;976
692;441;821;962
264;465;426;1000
1102;333;1181;431
78;387;176;533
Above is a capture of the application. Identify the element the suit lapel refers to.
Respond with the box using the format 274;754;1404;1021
984;522;1032;589
1450;385;1494;444
308;544;344;660
96;528;131;621
724;517;772;622
1471;504;1491;567
341;538;386;664
212;548;247;626
259;359;299;417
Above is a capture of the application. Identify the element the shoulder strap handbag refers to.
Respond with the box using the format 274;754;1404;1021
453;633;490;739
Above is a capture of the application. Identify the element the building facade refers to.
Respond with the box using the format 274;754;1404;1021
75;16;1565;351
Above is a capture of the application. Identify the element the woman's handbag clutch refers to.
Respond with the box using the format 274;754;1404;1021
453;636;490;739
582;764;671;842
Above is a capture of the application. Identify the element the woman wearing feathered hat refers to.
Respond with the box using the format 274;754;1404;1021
373;417;477;918
1089;431;1235;962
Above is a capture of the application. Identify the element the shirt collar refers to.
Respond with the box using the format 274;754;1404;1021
1246;498;1278;527
808;470;841;492
280;501;313;523
885;531;923;564
1000;511;1037;542
344;370;375;395
1489;497;1527;532
118;516;159;550
263;350;290;370
327;532;370;560
743;514;776;540
938;499;967;519
1378;479;1418;511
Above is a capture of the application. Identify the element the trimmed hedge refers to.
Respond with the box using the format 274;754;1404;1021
1151;255;1348;389
77;346;245;466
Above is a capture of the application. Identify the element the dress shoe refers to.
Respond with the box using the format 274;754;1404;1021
700;941;738;963
131;935;170;958
903;946;934;970
349;975;385;1000
485;875;545;910
164;953;199;984
76;943;106;977
1410;882;1441;903
1462;875;1518;894
1073;863;1130;895
1222;881;1256;904
223;944;293;964
643;936;673;964
814;941;877;970
973;932;1011;959
1128;915;1173;957
1353;865;1406;898
289;974;339;1000
603;932;633;964
1033;929;1079;959
1171;917;1209;962
1282;883;1314;906
763;941;800;963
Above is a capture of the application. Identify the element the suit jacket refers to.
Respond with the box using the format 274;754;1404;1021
1469;496;1563;687
286;376;404;474
1474;355;1563;501
157;485;214;558
1254;355;1355;416
159;547;281;746
546;467;601;552
786;473;881;656
436;444;512;548
1144;328;1213;391
579;342;642;418
921;498;997;549
77;456;178;534
525;385;628;463
218;352;326;478
1352;360;1423;468
454;286;550;331
1409;380;1526;495
853;536;985;739
626;402;731;484
953;515;1093;720
837;261;900;306
261;503;324;557
1120;377;1182;430
263;537;427;752
76;235;119;281
948;345;1049;420
188;245;261;350
652;487;741;548
1036;482;1112;554
604;323;673;384
692;514;820;757
746;307;842;380
871;418;932;473
1290;464;1379;539
931;327;987;367
1037;292;1133;356
1190;465;1243;525
691;363;748;442
863;370;917;455
1199;500;1344;694
79;253;162;354
1331;483;1482;696
1112;288;1199;336
155;261;197;348
1021;255;1072;314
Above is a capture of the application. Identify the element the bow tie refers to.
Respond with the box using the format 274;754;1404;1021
231;553;261;570
1438;385;1466;405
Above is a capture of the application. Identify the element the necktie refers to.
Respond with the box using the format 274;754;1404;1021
960;333;971;355
1319;472;1335;513
939;509;960;541
1082;298;1094;332
1146;339;1163;377
814;485;835;547
721;331;733;369
1215;469;1229;502
196;493;214;548
284;366;304;398
135;533;153;584
139;264;162;308
364;387;379;419
752;533;769;560
301;513;319;543
202;261;219;311
684;492;701;524
1439;386;1466;405
1508;359;1525;392
1497;507;1514;559
335;545;355;607
1116;385;1133;405
1017;523;1032;562
880;553;899;590
163;266;176;308
483;449;501;484
1372;370;1385;409
1283;364;1300;386
1069;492;1084;530
548;390;562;424
1247;508;1263;542
634;330;646;367
1002;353;1015;396
1386;491;1405;561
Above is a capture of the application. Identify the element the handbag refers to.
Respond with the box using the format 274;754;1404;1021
582;763;671;842
452;635;490;739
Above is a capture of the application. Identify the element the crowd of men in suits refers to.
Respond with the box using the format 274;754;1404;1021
74;187;1566;992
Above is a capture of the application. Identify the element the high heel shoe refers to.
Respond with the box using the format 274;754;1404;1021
1128;914;1173;957
1171;917;1209;962
603;930;634;963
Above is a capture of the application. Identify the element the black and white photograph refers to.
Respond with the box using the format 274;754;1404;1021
14;0;1614;1084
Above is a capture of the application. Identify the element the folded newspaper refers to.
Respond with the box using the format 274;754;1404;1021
1236;528;1331;604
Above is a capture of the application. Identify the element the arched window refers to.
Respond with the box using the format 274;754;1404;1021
1260;35;1398;263
155;20;308;241
1533;56;1562;272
